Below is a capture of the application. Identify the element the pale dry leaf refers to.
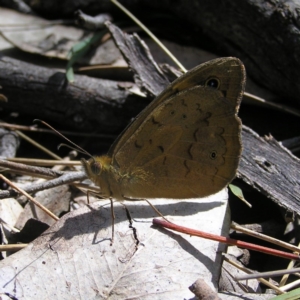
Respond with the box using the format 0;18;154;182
15;185;71;228
0;198;23;227
0;8;123;66
0;8;84;59
0;189;230;299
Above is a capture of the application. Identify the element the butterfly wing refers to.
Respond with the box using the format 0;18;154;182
108;57;245;199
108;57;245;158
112;84;242;198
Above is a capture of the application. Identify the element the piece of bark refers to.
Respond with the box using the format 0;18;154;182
239;125;300;216
106;21;170;97
0;55;145;132
189;278;222;300
0;0;33;14
75;10;112;30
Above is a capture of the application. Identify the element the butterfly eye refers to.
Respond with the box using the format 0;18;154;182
205;78;220;89
91;161;102;175
210;151;217;160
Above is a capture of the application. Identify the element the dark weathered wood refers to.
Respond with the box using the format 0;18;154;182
239;126;300;216
140;0;300;102
107;22;170;97
0;55;145;132
17;0;300;102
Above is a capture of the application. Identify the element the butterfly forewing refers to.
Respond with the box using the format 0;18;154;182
84;57;246;200
113;84;242;199
108;57;245;158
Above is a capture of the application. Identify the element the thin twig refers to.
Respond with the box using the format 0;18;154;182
244;92;300;117
8;158;81;166
0;171;87;199
16;130;61;160
235;267;300;281
0;159;64;178
72;182;101;194
110;0;187;72
0;244;28;251
231;223;300;253
279;242;300;286
280;278;300;292
224;256;285;294
153;219;300;261
0;174;59;221
0;121;116;139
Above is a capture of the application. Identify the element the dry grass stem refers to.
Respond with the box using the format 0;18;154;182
224;256;285;294
8;158;81;166
16;130;61;160
0;174;59;221
0;159;64;178
231;223;300;253
0;244;28;251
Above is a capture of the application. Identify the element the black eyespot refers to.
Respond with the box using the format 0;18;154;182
91;161;101;175
170;110;175;115
210;151;217;160
182;114;187;119
205;78;220;89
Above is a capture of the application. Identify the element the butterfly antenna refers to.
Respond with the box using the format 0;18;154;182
34;119;93;159
58;143;92;155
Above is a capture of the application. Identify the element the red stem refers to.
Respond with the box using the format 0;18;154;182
152;219;300;261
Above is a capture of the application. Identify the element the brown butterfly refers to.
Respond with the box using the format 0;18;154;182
82;57;246;201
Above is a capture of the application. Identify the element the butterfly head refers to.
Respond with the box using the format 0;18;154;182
81;155;112;182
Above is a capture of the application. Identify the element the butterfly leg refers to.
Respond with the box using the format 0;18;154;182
122;195;171;223
86;190;91;204
85;191;115;245
110;197;115;245
144;199;171;223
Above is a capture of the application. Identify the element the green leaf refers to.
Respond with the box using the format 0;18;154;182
66;30;108;82
229;184;252;208
269;287;300;299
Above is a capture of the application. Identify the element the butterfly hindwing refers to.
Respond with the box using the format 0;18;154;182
114;85;242;198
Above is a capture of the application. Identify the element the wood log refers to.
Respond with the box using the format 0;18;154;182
0;55;145;133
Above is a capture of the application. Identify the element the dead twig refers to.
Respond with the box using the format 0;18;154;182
0;174;59;221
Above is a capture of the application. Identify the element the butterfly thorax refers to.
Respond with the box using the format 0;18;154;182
81;155;121;199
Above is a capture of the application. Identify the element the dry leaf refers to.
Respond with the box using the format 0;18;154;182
0;190;230;299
